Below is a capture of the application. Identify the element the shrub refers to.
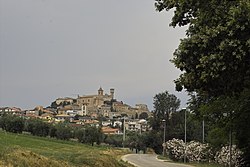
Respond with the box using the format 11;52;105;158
215;145;243;167
165;138;185;161
165;139;213;162
186;141;213;162
165;139;244;165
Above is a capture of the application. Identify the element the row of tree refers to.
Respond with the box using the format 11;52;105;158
0;114;102;146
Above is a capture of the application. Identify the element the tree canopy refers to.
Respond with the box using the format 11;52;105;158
151;91;180;130
155;0;250;97
155;0;250;165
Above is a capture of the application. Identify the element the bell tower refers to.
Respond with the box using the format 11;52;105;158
98;87;104;96
110;88;114;99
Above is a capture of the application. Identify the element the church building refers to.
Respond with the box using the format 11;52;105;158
76;87;114;108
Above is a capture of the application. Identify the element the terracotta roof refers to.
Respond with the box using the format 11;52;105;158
101;127;120;134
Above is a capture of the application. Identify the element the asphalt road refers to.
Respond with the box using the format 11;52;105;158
122;154;194;167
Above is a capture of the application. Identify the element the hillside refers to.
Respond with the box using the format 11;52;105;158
0;130;132;167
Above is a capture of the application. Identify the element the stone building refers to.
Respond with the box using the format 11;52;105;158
77;87;114;107
76;87;115;115
55;97;75;105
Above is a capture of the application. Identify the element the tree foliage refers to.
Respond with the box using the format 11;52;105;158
76;126;103;146
139;112;148;119
155;0;250;97
0;115;24;133
142;131;163;154
55;123;72;140
104;134;123;147
151;91;180;130
156;1;250;166
25;119;50;137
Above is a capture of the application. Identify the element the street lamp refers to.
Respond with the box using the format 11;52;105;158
229;111;233;167
162;119;166;156
223;111;233;167
182;108;187;163
123;117;126;148
202;116;205;143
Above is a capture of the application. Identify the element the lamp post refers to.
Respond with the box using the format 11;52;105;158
123;117;126;148
202;116;205;143
223;111;232;167
183;108;187;163
229;111;233;167
162;119;166;156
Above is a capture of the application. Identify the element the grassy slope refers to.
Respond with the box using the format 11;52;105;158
0;131;132;167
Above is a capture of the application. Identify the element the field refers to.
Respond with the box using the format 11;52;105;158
0;130;132;167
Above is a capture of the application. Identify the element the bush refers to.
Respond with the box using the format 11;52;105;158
186;141;213;162
165;139;213;162
165;138;185;161
215;145;243;167
165;139;244;165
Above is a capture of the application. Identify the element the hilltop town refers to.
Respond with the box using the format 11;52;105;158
0;87;151;134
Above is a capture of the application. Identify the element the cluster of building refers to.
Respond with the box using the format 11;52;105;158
0;87;151;135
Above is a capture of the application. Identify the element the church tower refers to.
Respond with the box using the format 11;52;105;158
98;87;104;96
110;88;114;99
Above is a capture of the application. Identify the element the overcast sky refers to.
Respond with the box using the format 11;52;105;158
0;0;188;110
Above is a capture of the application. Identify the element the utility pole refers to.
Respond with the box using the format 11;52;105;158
123;117;126;148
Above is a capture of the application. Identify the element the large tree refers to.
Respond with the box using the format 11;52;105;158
155;0;250;97
151;91;180;134
155;0;250;166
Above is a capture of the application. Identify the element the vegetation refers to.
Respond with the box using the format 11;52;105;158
0;115;103;146
150;91;180;132
155;0;250;96
0;114;24;133
158;156;222;167
155;0;250;166
25;118;50;137
148;91;205;154
75;126;103;146
0;130;132;167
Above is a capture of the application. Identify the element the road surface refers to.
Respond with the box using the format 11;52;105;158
122;154;193;167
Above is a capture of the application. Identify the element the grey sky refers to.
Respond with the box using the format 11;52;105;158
0;0;188;110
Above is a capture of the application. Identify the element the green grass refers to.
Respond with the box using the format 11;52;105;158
0;130;132;167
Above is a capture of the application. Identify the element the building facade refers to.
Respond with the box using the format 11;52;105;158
77;87;114;107
76;87;115;115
